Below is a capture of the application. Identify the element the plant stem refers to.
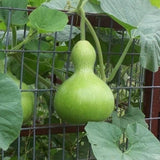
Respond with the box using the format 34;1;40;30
79;0;88;40
11;25;17;47
84;17;106;82
9;29;37;55
0;60;4;73
76;0;106;81
106;38;134;83
14;55;53;88
77;0;84;10
80;8;85;40
8;28;54;88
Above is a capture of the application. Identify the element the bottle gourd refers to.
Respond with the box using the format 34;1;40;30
54;40;114;124
8;73;34;123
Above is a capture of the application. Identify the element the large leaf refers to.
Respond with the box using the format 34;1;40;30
0;73;23;150
85;122;160;160
99;0;160;72
112;106;148;130
28;6;68;33
1;0;28;25
42;0;103;13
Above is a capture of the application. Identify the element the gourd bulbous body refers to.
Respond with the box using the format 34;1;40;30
20;82;34;123
54;40;114;124
8;73;34;123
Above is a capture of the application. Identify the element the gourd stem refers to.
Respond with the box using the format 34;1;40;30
80;8;86;40
106;38;134;83
76;0;106;81
84;17;106;82
77;0;88;40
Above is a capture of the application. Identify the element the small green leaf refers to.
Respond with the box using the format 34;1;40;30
28;6;68;33
112;106;148;130
0;21;6;30
85;122;160;160
0;73;23;150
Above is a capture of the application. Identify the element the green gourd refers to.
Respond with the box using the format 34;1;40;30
8;73;34;123
54;40;114;124
20;81;34;123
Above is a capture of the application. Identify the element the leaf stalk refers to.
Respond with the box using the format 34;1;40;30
106;38;134;83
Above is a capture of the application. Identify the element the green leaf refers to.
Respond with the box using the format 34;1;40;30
24;39;51;52
99;0;151;33
126;123;160;160
0;73;23;150
28;0;46;7
9;55;51;85
99;0;160;72
28;6;68;33
0;21;6;30
85;122;123;160
54;46;68;68
9;39;52;84
85;122;160;160
53;25;80;42
1;0;28;26
42;0;103;13
112;106;148;130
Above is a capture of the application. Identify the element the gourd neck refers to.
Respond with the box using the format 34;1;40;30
71;40;96;74
75;67;94;74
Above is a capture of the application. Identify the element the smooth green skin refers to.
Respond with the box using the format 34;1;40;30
9;73;34;123
20;82;34;123
54;40;114;124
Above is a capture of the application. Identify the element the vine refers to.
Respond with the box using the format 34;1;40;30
75;0;133;83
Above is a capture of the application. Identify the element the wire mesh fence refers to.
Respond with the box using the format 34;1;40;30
0;6;160;160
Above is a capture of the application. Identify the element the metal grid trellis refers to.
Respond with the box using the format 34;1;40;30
0;6;160;160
